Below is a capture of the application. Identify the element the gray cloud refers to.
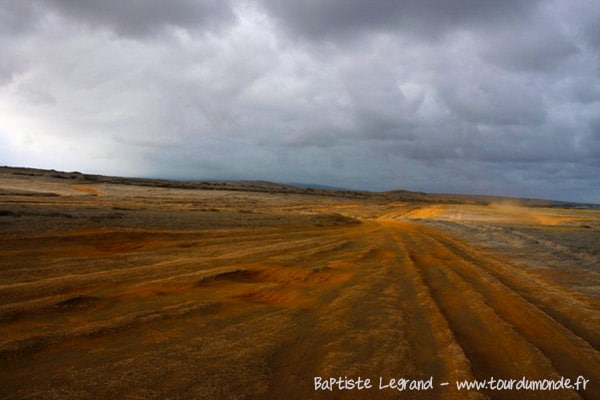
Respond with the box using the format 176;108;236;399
0;2;40;35
438;78;547;126
479;27;578;73
1;0;599;203
45;0;235;37
261;0;541;42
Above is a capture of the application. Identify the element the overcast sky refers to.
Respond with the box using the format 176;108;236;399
1;1;599;202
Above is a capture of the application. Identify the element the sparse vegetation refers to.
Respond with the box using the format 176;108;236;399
0;166;598;399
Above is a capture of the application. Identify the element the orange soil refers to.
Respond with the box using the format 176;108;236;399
70;185;105;196
0;184;599;399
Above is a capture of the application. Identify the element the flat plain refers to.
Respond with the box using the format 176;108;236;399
1;167;599;399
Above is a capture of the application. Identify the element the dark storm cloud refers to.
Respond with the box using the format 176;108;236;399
584;22;600;52
438;79;547;126
0;1;41;35
45;0;235;37
479;27;578;73
0;1;44;82
1;0;600;203
261;0;541;41
590;118;600;139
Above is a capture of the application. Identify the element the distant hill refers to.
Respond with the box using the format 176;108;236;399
1;166;595;208
286;182;351;191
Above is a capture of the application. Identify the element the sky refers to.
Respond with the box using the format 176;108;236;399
1;1;599;203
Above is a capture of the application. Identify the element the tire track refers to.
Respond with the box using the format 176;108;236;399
2;212;598;399
425;229;600;350
380;222;482;400
384;220;598;399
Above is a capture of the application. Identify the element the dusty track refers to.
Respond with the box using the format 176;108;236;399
1;175;599;399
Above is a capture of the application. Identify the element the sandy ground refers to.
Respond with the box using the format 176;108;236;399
1;171;599;399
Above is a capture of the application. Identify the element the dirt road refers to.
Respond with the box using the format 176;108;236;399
1;173;599;399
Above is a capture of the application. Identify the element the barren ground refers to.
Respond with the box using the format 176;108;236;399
1;169;599;399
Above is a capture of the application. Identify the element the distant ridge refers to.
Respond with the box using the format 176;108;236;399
286;182;352;191
1;166;595;208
